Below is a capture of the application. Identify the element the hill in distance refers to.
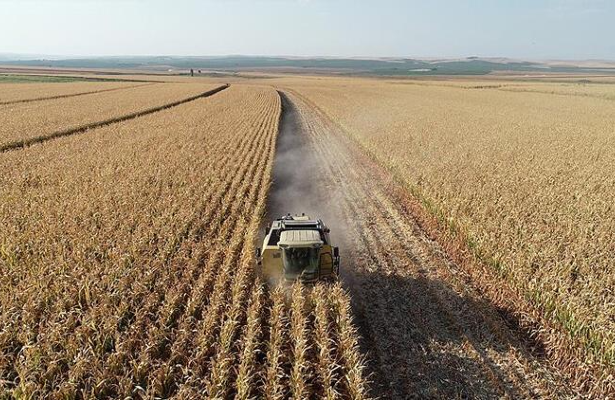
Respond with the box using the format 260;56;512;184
1;54;615;76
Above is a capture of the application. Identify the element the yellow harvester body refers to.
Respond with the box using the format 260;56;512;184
257;214;340;285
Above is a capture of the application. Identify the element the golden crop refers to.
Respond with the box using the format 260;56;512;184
0;83;368;398
282;76;615;394
0;82;221;149
0;81;143;105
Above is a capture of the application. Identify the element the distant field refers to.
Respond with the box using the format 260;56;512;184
0;74;92;83
0;81;142;104
0;74;133;83
0;82;223;150
498;81;615;100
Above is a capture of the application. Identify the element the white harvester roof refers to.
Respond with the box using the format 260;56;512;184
278;230;323;248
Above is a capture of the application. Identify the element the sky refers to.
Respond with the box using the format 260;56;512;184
0;0;614;60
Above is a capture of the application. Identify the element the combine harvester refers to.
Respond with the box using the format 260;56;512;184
256;213;340;285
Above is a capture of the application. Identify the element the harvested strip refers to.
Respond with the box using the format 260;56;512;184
0;82;151;105
0;82;226;150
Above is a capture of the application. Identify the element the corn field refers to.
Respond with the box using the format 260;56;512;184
0;81;141;105
0;83;368;398
6;71;610;398
0;82;223;149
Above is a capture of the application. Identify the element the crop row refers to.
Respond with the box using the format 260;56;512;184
0;82;223;150
0;81;145;105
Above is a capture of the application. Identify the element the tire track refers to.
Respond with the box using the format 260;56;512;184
309;120;522;397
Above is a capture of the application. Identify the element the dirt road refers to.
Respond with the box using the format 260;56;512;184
267;90;573;399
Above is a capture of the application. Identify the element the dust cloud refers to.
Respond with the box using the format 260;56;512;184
266;91;326;220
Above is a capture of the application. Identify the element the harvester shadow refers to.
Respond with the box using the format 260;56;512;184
344;261;543;400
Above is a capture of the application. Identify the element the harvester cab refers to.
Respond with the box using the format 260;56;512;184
256;213;340;285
